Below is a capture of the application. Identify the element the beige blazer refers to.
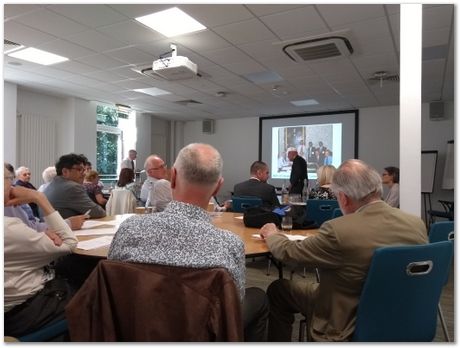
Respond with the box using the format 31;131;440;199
266;200;427;341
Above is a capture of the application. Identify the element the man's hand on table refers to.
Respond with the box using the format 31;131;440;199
260;223;280;240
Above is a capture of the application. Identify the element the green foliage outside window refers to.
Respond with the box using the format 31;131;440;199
96;105;119;180
96;105;118;126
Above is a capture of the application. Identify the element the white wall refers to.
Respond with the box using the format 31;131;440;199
182;103;454;213
4;82;17;167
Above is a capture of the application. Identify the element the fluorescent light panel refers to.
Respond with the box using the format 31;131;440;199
134;87;171;97
291;99;319;106
7;47;68;65
135;7;206;37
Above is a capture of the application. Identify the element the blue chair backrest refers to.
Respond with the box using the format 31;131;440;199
19;319;68;342
429;221;454;244
332;207;343;219
352;241;453;342
232;196;263;213
305;199;339;226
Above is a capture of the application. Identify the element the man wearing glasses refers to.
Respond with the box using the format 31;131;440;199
43;153;106;219
140;154;172;212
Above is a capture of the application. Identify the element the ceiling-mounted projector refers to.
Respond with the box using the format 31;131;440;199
151;44;198;80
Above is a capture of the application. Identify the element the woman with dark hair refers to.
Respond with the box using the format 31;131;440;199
116;168;137;196
382;166;400;208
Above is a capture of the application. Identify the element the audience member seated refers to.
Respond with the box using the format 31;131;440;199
4;164;78;338
382;166;400;208
44;153;106;219
83;170;107;208
234;161;280;209
116;168;137;197
14;166;40;219
308;165;337;200
38;166;57;192
259;159;427;341
140;154;172;211
108;143;268;341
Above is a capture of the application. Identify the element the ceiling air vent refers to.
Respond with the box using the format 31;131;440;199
4;39;24;54
282;36;353;62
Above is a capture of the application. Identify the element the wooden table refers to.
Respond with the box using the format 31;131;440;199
75;212;319;262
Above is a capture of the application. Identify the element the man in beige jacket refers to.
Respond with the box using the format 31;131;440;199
260;159;427;341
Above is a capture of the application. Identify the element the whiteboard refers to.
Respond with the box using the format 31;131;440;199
421;151;438;193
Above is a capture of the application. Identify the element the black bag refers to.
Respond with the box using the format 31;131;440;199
243;206;281;228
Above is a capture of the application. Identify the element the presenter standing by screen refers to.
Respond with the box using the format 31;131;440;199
287;147;308;194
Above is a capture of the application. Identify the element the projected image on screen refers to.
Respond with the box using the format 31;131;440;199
272;123;342;180
259;110;358;188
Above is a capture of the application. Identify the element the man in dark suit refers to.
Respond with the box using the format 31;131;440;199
287;147;308;194
233;161;280;208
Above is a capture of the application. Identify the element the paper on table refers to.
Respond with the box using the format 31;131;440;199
283;233;309;241
77;236;113;250
251;234;262;239
234;216;244;220
82;220;109;229
75;227;118;236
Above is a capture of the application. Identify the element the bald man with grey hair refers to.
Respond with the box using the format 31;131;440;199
109;143;268;341
260;158;427;342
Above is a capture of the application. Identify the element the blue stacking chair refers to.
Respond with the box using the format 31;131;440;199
305;199;339;226
332;208;343;219
428;221;454;341
352;242;453;342
231;196;263;213
18;319;68;342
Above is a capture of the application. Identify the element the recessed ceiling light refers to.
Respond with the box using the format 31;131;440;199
135;7;206;37
134;87;171;97
7;47;68;65
291;99;319;106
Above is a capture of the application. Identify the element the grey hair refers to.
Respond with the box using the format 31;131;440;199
42;166;57;183
174;143;222;186
331;159;383;201
15;166;29;177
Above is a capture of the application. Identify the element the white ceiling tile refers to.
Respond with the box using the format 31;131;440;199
36;39;96;59
52;60;98;74
107;47;157;66
97;20;164;45
173;30;232;53
179;4;254;28
225;60;266;76
213;18;278;45
110;66;146;79
423;27;451;47
260;6;328;40
422;5;454;31
61;74;105;87
75;54;127;70
4;4;43;20
45;4;128;28
245;4;307;16
113;79;152;90
201;46;254;65
317;4;386;27
84;70;126;83
66;29;126;52
5;20;58;47
13;8;88;38
33;66;76;80
106;4;172;19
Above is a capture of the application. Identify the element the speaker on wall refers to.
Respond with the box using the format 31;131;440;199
429;101;445;121
202;119;215;134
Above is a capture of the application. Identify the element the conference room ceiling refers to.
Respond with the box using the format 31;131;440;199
4;4;454;121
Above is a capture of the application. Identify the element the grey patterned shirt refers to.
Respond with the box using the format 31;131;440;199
108;200;246;300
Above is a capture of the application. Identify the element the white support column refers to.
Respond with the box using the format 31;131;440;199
400;4;422;216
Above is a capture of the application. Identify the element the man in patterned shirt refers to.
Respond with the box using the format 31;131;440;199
108;143;268;341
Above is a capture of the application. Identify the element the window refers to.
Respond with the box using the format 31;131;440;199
96;105;137;186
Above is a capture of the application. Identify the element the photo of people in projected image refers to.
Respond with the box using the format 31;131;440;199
274;124;336;179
